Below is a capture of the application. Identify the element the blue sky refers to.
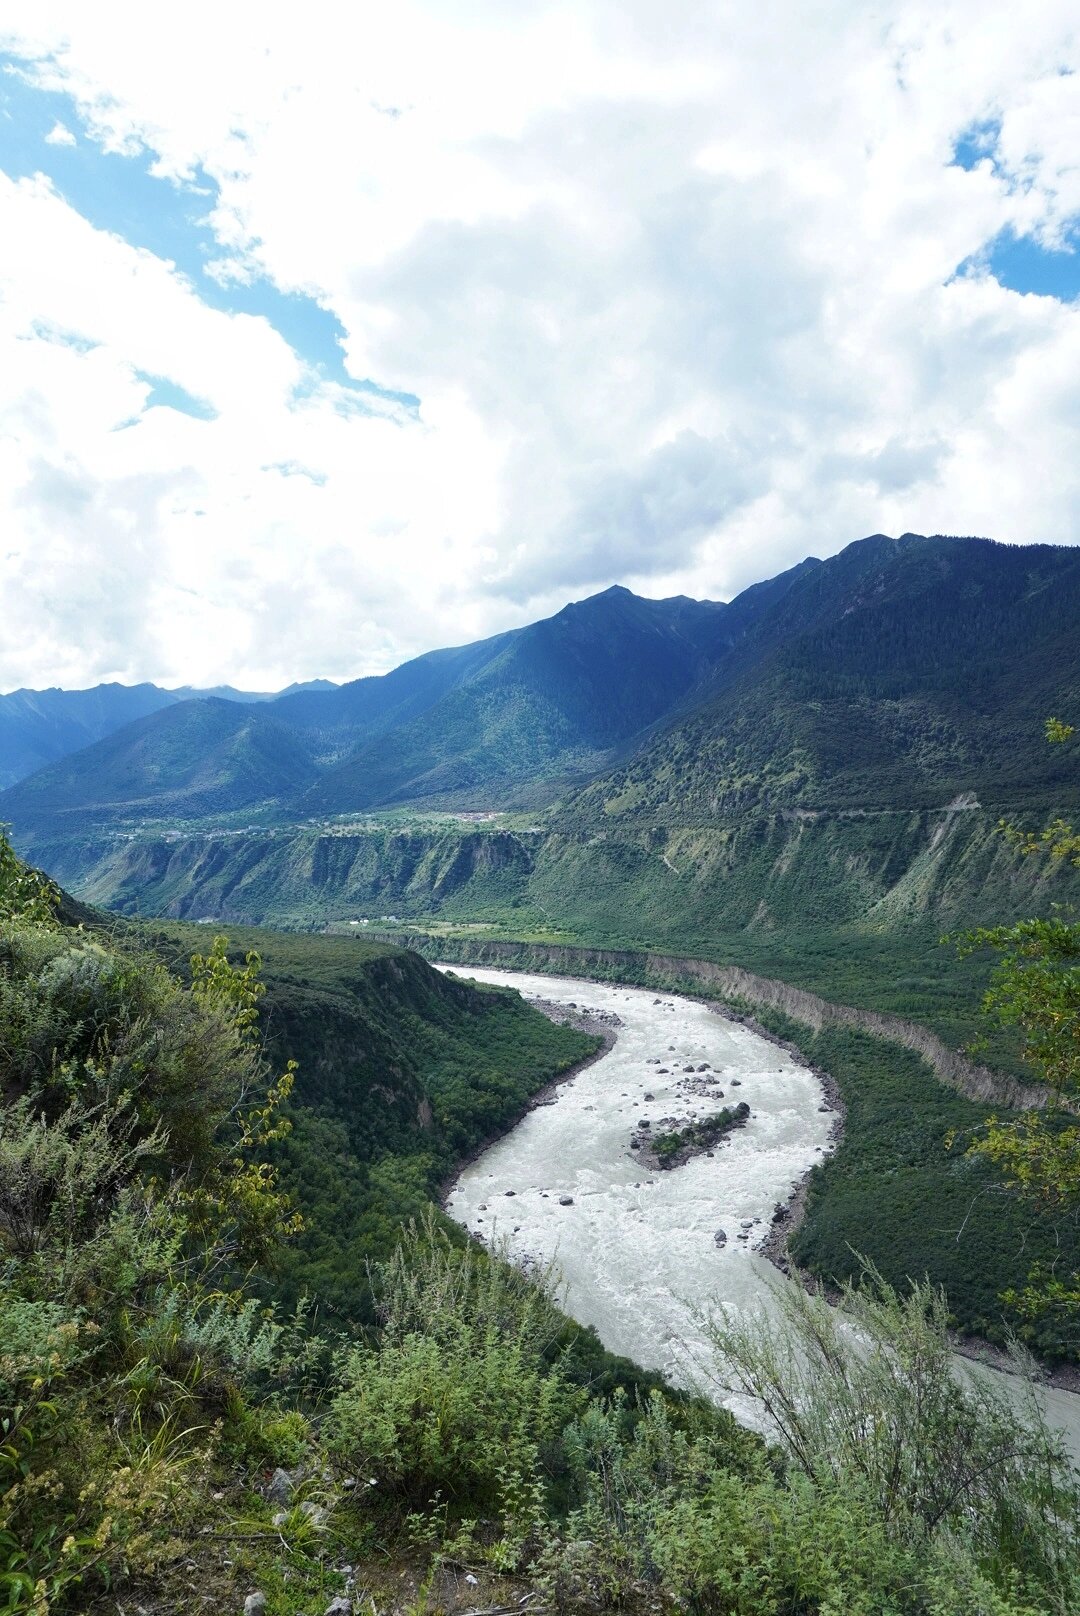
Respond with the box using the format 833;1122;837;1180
951;120;1080;300
0;64;418;415
0;4;1078;693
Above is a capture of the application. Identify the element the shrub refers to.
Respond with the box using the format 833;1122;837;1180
328;1219;584;1540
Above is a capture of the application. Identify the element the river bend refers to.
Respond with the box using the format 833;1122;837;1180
443;966;831;1411
441;965;1080;1456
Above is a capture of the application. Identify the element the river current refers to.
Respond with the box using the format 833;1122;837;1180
441;965;1080;1456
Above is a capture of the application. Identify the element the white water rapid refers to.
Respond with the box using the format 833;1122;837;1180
441;966;1080;1458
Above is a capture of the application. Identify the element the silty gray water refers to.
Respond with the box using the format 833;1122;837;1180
442;966;1080;1456
443;967;832;1412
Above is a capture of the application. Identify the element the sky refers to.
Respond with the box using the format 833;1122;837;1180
0;2;1079;693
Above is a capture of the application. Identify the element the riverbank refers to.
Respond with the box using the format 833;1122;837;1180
711;1006;1080;1394
407;935;1046;1109
443;964;1080;1403
435;970;619;1206
707;1001;846;1273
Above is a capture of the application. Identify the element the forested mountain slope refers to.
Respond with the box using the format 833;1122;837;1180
566;533;1080;828
0;579;795;831
297;584;738;810
0;697;323;826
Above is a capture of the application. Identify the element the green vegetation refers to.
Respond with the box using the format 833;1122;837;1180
129;921;598;1324
0;835;319;1612
651;1103;750;1164
726;1010;1080;1361
940;718;1080;1352
6;832;1080;1613
703;1266;1080;1611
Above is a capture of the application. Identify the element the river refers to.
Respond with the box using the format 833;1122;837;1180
441;965;1080;1457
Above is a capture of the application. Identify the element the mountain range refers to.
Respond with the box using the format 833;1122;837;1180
0;678;336;791
0;578;782;829
4;532;1079;949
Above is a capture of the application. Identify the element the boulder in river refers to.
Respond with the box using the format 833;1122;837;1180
559;1196;574;1206
644;1091;655;1101
714;1229;727;1246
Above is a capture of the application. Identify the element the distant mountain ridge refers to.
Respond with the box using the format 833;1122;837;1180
4;533;1080;947
0;678;336;791
566;532;1080;826
2;578;799;832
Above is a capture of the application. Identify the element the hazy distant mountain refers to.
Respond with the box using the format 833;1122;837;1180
171;679;339;703
0;678;336;790
0;683;179;791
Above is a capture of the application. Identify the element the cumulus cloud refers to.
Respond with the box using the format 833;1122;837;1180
0;0;1078;690
43;119;74;145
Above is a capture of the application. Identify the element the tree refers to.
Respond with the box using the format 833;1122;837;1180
956;719;1080;1345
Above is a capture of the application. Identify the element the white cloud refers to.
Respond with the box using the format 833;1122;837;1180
43;118;74;144
0;1;1079;690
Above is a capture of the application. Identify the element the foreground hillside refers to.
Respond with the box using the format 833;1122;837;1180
5;836;1080;1615
139;921;600;1321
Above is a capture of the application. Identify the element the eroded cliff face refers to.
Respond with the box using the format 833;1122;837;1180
414;936;1048;1111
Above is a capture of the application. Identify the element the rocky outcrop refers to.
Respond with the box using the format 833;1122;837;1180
634;1100;752;1170
415;937;1048;1111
